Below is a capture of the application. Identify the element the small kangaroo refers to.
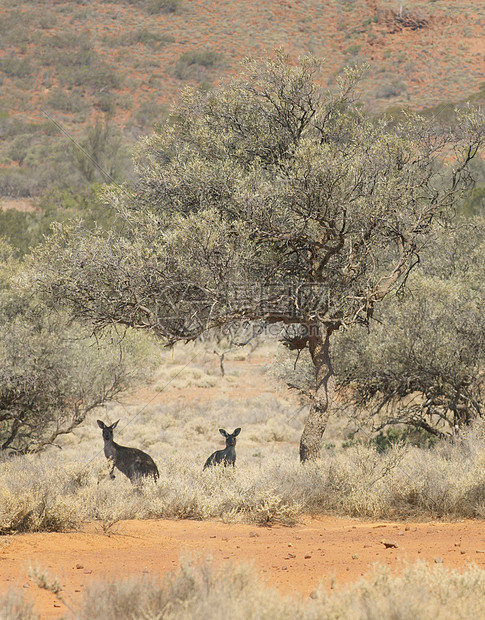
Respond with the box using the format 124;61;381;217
97;420;159;483
203;428;241;470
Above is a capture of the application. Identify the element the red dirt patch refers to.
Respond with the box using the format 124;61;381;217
2;516;485;618
0;199;37;212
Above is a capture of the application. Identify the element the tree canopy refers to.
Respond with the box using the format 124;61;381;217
334;218;485;439
0;241;154;454
38;53;485;460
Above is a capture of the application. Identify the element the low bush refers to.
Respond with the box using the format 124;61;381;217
2;421;485;533
77;560;485;620
173;50;222;81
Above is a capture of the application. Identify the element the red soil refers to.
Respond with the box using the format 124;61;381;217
2;516;485;618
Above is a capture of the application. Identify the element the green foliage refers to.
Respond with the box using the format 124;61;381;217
37;53;485;460
45;87;88;114
376;77;407;99
370;428;438;453
69;119;129;184
0;185;120;257
0;209;42;257
36;32;121;90
0;245;154;453
334;219;485;437
173;49;223;80
345;44;362;55
146;0;181;14
461;185;485;215
0;57;32;78
119;29;175;48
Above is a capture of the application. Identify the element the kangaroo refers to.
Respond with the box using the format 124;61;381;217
97;420;159;483
203;428;241;470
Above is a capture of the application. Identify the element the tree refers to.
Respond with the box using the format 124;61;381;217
334;218;485;439
0;241;154;454
70;117;129;185
37;53;485;461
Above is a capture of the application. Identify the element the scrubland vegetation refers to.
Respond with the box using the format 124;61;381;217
0;54;484;532
68;561;485;620
1;2;485;618
0;5;485;618
3;336;485;535
4;558;485;619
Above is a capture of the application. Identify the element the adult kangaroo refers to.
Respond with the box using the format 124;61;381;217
203;428;241;470
97;420;159;483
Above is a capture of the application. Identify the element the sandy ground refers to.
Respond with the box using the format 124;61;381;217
0;199;37;212
2;516;485;618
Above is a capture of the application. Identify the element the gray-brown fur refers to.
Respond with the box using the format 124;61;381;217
97;420;159;483
203;428;241;470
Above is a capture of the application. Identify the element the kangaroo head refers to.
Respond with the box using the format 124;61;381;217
219;427;241;447
97;419;119;442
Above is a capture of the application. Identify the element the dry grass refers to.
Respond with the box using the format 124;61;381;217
0;591;37;620
2;341;485;532
3;426;485;532
7;559;485;619
70;559;485;619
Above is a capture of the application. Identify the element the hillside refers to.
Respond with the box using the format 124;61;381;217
0;0;484;199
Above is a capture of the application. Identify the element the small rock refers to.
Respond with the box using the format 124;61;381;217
398;531;404;536
222;537;229;542
461;550;466;555
282;566;288;571
434;557;443;564
249;532;259;538
83;569;93;575
288;543;293;547
54;603;61;608
405;526;410;531
75;564;84;570
304;554;311;559
210;535;216;539
22;583;30;589
309;590;318;600
381;540;399;549
352;554;359;559
477;550;485;554
363;544;371;548
287;553;296;559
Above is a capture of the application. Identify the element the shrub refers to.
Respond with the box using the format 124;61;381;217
0;57;32;78
76;560;485;620
46;88;87;113
0;245;155;454
0;591;37;620
173;50;222;81
146;0;181;14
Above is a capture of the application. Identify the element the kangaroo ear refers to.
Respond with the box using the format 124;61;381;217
111;420;120;429
97;420;105;429
233;428;241;436
219;429;228;438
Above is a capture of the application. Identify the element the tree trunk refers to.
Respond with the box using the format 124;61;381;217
299;324;336;462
